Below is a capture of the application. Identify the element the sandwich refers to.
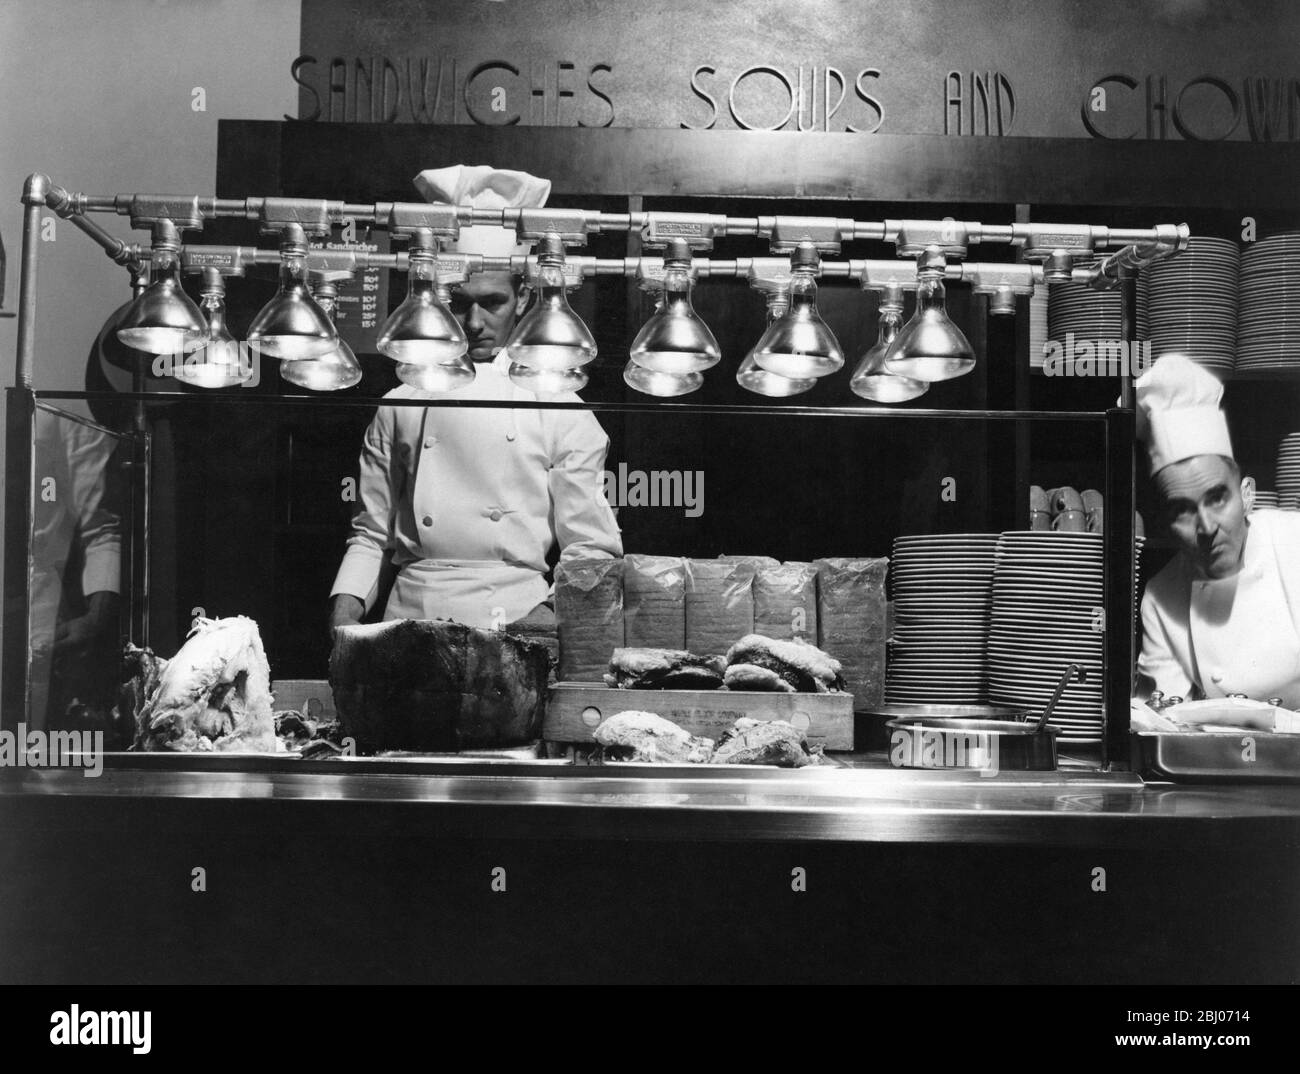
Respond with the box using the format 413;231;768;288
604;647;727;690
723;634;845;693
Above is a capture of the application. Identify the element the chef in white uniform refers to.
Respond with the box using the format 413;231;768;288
1136;355;1300;707
329;165;622;633
29;412;122;729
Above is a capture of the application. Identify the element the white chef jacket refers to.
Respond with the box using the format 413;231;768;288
1138;509;1300;708
29;410;123;728
330;353;622;628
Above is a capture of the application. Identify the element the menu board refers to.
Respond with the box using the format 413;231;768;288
309;230;390;354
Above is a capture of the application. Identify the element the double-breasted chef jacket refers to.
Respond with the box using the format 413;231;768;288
331;353;623;628
1139;508;1300;708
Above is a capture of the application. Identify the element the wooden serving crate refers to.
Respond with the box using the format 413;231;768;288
544;682;854;750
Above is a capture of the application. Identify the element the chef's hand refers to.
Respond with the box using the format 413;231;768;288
506;601;557;637
329;594;365;639
53;591;120;658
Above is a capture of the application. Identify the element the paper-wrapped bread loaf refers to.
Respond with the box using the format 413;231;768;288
623;554;687;649
555;557;624;681
718;554;780;569
814;557;889;708
685;559;756;658
753;561;818;642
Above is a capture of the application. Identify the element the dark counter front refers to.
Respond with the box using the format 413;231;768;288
2;758;1298;983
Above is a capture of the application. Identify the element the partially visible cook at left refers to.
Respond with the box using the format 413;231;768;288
329;165;622;633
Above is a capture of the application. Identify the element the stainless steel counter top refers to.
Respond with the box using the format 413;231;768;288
5;753;1300;846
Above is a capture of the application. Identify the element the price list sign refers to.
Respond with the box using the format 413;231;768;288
310;231;391;353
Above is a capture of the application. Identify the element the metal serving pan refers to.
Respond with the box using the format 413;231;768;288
1131;731;1300;783
885;715;1059;772
883;665;1083;773
856;703;1027;752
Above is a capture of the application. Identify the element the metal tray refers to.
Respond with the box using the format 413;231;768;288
1131;731;1300;783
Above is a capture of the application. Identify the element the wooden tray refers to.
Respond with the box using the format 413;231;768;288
544;682;854;750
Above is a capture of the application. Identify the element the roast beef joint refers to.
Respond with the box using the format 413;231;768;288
330;619;551;752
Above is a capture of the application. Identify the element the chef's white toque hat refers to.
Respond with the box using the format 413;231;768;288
1134;354;1232;474
413;164;551;258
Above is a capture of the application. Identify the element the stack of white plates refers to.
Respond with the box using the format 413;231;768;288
987;532;1107;744
1238;231;1300;374
1276;433;1300;503
1046;263;1149;375
886;534;999;705
1139;236;1238;378
1133;535;1147;632
1028;286;1051;371
1253;490;1279;510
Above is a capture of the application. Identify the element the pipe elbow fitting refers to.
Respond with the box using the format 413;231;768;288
22;173;51;206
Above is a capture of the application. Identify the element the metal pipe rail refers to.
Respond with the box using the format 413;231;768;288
30;173;1191;256
70;187;1186;254
172;246;1085;288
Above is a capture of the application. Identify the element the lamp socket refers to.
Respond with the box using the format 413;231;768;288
519;255;588;290
640;213;724;251
256;197;339;237
515;208;597;244
761;215;853;253
1014;222;1098;265
888;218;975;258
387;202;462;238
117;194;205;231
634;256;700;291
856;259;921;289
181;246;257;276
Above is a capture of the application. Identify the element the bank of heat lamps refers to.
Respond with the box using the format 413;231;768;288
32;180;1187;400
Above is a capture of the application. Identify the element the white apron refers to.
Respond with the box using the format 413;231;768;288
384;558;548;629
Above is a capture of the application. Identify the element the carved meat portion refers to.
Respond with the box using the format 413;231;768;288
116;643;167;733
711;717;821;767
135;616;276;752
593;711;715;764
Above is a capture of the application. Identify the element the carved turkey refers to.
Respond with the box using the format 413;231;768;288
134;616;277;752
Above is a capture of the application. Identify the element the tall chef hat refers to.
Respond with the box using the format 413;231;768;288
1134;354;1232;474
412;164;551;258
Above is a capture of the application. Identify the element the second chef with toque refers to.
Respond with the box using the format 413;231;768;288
1136;355;1300;707
329;165;622;634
